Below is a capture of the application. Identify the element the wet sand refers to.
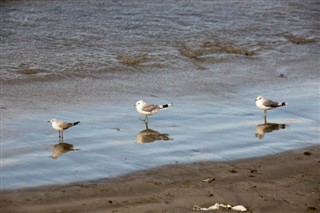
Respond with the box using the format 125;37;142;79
1;145;319;213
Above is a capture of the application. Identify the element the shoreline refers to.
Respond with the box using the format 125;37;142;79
2;145;319;213
2;73;318;121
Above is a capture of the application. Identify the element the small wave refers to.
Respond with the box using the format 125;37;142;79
283;33;317;45
179;40;256;64
117;53;149;66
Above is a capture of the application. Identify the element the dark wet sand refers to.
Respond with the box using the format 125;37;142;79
1;145;319;213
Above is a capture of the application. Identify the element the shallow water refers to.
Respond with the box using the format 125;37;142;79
1;0;319;189
2;85;319;189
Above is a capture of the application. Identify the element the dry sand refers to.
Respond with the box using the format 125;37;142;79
1;145;319;213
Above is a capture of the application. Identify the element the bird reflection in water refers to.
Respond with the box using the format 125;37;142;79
255;123;287;139
50;142;80;159
136;123;172;144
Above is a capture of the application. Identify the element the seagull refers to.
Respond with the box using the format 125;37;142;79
48;119;80;142
134;100;173;123
255;96;287;123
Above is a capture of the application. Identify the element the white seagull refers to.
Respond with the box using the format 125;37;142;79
48;119;80;142
134;100;173;123
255;96;287;122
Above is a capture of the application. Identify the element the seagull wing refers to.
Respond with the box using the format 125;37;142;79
59;122;74;130
142;103;160;113
263;99;281;107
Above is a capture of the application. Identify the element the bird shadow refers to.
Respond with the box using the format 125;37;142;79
50;141;81;159
136;122;173;144
255;122;288;140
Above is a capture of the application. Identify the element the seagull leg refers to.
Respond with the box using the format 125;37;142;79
145;122;149;130
264;110;267;124
58;131;62;143
145;115;149;124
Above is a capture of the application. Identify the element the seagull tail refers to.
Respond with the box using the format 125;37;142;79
281;102;288;107
73;121;80;126
161;103;173;109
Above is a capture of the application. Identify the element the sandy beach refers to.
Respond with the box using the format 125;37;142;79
1;1;319;212
1;145;319;213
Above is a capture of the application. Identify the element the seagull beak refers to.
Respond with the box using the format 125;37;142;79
47;121;50;123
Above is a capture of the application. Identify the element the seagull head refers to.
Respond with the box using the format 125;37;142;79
48;119;57;123
255;96;264;102
134;100;145;107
